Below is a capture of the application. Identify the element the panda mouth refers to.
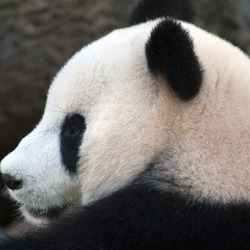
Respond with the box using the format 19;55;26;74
25;204;68;219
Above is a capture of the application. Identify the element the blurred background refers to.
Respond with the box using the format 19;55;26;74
1;0;250;230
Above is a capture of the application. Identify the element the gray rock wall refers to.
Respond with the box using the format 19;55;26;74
194;0;250;55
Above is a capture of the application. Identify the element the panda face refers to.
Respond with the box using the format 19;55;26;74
0;124;82;225
41;21;172;205
2;13;250;225
1;21;167;224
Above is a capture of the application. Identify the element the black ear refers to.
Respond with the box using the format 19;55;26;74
129;0;194;26
146;20;202;101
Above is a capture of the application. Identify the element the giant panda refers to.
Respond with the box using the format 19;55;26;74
1;0;250;249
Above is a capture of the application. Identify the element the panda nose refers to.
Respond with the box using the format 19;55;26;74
2;174;23;190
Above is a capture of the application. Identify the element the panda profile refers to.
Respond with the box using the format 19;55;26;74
1;0;250;249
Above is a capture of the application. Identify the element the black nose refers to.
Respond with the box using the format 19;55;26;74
2;174;23;190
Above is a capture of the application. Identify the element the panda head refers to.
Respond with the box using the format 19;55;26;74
2;0;250;225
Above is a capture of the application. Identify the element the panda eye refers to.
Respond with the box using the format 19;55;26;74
60;114;86;174
66;124;82;136
62;114;86;137
69;126;80;135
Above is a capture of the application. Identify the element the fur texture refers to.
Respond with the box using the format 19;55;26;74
2;20;249;223
1;0;250;248
2;182;250;249
146;19;202;100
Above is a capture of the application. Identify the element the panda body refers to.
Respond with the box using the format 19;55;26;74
1;0;250;248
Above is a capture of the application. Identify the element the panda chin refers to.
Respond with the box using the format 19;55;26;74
27;206;66;218
21;204;68;225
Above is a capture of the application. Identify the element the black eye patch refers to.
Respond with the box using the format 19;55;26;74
60;114;86;174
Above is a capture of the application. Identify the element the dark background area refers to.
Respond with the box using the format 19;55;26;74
1;0;250;228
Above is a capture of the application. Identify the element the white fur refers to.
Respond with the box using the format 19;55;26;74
1;19;250;224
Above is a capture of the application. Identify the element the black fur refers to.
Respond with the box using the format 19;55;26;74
129;0;194;26
146;19;203;100
60;114;86;173
2;183;250;249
